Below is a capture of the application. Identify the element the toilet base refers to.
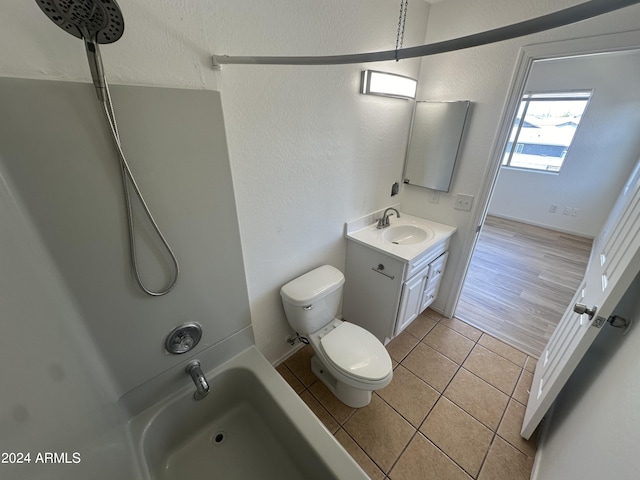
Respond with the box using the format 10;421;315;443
310;355;372;408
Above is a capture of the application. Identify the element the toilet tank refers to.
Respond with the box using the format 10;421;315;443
280;265;345;335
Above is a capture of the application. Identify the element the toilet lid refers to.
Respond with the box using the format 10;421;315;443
319;322;391;381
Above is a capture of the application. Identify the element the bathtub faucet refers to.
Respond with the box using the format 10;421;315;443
186;360;210;401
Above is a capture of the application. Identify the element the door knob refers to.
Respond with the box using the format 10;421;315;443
574;303;597;319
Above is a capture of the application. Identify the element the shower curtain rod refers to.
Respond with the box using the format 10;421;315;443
212;0;640;68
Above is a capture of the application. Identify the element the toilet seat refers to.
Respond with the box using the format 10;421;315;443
317;322;392;383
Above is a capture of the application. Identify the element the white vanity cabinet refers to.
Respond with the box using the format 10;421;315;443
395;251;448;336
343;238;450;344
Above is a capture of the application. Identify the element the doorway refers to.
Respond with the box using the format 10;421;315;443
455;216;592;357
454;45;640;357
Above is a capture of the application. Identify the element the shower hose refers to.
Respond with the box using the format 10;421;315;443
100;81;179;296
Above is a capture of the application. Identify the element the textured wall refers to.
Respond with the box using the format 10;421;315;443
216;3;430;363
489;52;640;238
401;0;640;316
1;1;429;365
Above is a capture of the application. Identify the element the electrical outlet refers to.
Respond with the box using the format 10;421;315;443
563;206;572;215
455;194;474;212
549;204;558;213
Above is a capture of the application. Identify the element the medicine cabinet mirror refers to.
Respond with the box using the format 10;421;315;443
403;100;470;192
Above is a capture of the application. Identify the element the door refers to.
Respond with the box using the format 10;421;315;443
521;158;640;439
395;269;428;336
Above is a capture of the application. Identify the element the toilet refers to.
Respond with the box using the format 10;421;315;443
280;265;392;408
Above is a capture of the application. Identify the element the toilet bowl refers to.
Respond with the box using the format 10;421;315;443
280;265;392;408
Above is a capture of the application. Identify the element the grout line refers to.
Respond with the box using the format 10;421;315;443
389;317;441;364
476;332;532;367
396;324;477;477
280;315;537;479
336;427;386;477
384;427;420;477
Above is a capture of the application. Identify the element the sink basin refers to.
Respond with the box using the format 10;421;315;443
130;348;368;480
382;224;432;245
345;211;457;262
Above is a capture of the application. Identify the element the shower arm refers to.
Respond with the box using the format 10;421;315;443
212;0;640;67
84;36;107;103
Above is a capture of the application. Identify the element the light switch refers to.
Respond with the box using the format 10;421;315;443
455;194;474;212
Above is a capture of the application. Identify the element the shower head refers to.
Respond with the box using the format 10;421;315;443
35;0;125;102
35;0;124;44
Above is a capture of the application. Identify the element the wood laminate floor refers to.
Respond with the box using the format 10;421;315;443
455;216;592;358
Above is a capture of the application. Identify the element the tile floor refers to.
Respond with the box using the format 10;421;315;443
276;309;539;480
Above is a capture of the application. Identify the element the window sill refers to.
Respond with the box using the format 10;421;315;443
500;166;561;175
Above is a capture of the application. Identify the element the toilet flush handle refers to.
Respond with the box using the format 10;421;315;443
303;305;314;311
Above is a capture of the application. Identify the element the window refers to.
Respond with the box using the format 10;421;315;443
502;91;592;172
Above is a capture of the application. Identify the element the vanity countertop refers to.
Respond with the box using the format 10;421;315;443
345;212;457;262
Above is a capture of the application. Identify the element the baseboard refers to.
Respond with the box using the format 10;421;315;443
271;341;305;367
487;213;594;239
529;403;556;480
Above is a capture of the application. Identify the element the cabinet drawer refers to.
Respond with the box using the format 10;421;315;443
406;253;432;279
405;239;450;280
428;251;449;286
422;281;441;310
420;252;449;312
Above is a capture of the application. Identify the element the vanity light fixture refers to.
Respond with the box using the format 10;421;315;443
360;70;417;100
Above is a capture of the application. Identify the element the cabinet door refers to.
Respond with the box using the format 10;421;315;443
395;270;427;336
421;252;449;312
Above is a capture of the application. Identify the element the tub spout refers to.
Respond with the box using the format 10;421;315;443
186;360;209;400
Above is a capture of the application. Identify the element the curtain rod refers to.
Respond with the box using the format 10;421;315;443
212;0;640;68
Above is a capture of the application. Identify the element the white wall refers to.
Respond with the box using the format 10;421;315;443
533;273;640;480
489;51;640;237
1;2;429;361
217;3;430;363
401;0;640;316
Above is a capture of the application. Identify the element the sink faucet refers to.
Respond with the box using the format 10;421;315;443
377;207;401;229
186;360;209;400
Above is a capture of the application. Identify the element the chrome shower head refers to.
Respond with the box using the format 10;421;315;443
35;0;125;102
35;0;124;44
